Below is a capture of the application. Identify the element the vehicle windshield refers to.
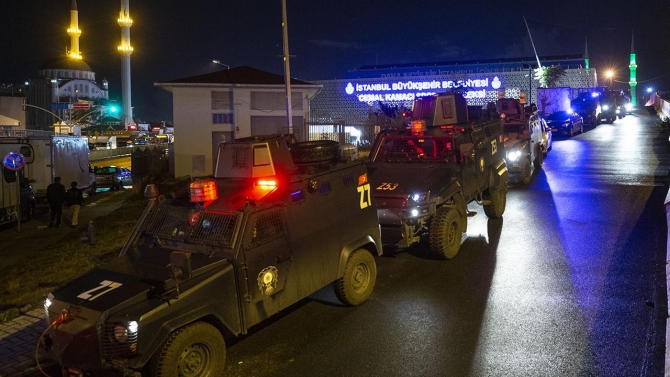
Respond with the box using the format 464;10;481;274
377;134;454;163
546;112;571;121
94;167;118;174
138;204;239;248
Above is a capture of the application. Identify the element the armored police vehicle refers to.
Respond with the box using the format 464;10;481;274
367;93;508;259
497;98;545;185
44;135;382;376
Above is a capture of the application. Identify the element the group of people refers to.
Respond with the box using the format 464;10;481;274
45;176;85;228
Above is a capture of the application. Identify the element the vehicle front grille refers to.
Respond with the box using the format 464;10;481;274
101;322;138;360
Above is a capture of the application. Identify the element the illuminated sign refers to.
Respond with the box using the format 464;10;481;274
345;77;502;103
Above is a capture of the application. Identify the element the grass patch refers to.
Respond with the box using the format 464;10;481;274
0;196;148;311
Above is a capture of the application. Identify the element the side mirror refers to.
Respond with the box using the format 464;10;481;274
170;251;192;281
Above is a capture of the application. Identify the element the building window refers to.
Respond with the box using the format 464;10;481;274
212;113;233;124
212;91;232;110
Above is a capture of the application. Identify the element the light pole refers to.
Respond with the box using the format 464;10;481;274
212;60;230;69
605;70;614;88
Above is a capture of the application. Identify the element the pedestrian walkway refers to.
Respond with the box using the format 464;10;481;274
0;190;132;377
0;309;54;377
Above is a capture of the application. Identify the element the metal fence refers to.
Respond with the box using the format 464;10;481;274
89;146;133;161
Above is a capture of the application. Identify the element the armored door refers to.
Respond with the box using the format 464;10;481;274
242;207;293;305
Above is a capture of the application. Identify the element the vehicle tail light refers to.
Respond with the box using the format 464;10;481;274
190;179;218;202
257;179;277;188
411;120;425;135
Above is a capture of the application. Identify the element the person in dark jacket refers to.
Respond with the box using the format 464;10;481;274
46;176;66;227
65;181;85;228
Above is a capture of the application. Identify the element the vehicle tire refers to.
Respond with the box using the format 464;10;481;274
117;180;124;190
483;184;507;219
428;207;462;259
569;126;574;137
533;146;543;170
579;123;584;134
333;248;376;306
519;158;532;185
289;140;339;164
90;183;97;195
148;322;225;377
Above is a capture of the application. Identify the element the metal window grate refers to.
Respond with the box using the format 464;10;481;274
380;135;454;163
248;210;286;248
140;206;238;247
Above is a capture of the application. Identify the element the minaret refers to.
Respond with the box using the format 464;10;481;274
629;31;637;106
67;0;82;59
118;0;133;126
584;38;589;70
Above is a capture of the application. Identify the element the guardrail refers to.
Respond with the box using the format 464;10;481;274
89;146;133;161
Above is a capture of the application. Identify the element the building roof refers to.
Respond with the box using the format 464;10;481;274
40;56;92;72
160;66;314;86
354;54;585;71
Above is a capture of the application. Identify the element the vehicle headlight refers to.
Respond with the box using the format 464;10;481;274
411;193;428;202
114;321;138;343
616;108;620;113
507;150;522;162
410;209;419;217
602;104;610;110
625;103;633;111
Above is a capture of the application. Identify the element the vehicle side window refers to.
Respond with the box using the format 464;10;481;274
247;209;287;249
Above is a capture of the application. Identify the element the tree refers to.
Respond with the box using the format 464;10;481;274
534;65;567;88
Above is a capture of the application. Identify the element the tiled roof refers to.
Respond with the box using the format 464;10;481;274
162;66;314;86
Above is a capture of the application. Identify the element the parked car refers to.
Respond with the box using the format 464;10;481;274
545;111;584;137
91;166;132;192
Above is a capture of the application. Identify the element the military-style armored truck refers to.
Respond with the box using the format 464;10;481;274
44;135;382;376
497;98;545;185
367;93;508;259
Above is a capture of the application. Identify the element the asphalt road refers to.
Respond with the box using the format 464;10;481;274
218;112;668;376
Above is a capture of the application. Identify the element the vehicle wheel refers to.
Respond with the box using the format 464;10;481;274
428;207;462;259
519;158;532;185
483;183;507;219
569;126;574;137
579;124;584;134
289;140;339;164
333;248;376;306
533;146;543;169
117;181;124;190
148;322;225;377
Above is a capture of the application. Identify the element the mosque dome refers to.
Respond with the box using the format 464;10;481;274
40;56;92;72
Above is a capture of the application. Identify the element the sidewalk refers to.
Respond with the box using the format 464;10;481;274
0;190;132;377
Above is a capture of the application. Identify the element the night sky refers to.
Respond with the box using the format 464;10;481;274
1;0;669;121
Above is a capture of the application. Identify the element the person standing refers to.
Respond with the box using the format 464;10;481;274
65;181;85;228
46;176;66;227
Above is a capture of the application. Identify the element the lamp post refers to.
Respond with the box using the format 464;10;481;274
212;60;230;69
605;70;614;88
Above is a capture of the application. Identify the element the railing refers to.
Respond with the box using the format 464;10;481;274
89;147;133;161
0;129;66;138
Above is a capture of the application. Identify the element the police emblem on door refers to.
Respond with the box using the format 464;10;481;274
258;266;279;296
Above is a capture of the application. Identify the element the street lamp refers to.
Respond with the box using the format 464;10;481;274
647;87;653;93
212;60;230;69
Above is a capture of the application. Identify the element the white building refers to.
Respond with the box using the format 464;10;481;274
155;66;322;178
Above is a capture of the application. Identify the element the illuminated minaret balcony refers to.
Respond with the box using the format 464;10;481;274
118;45;134;53
67;27;81;36
68;52;82;59
118;15;133;27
